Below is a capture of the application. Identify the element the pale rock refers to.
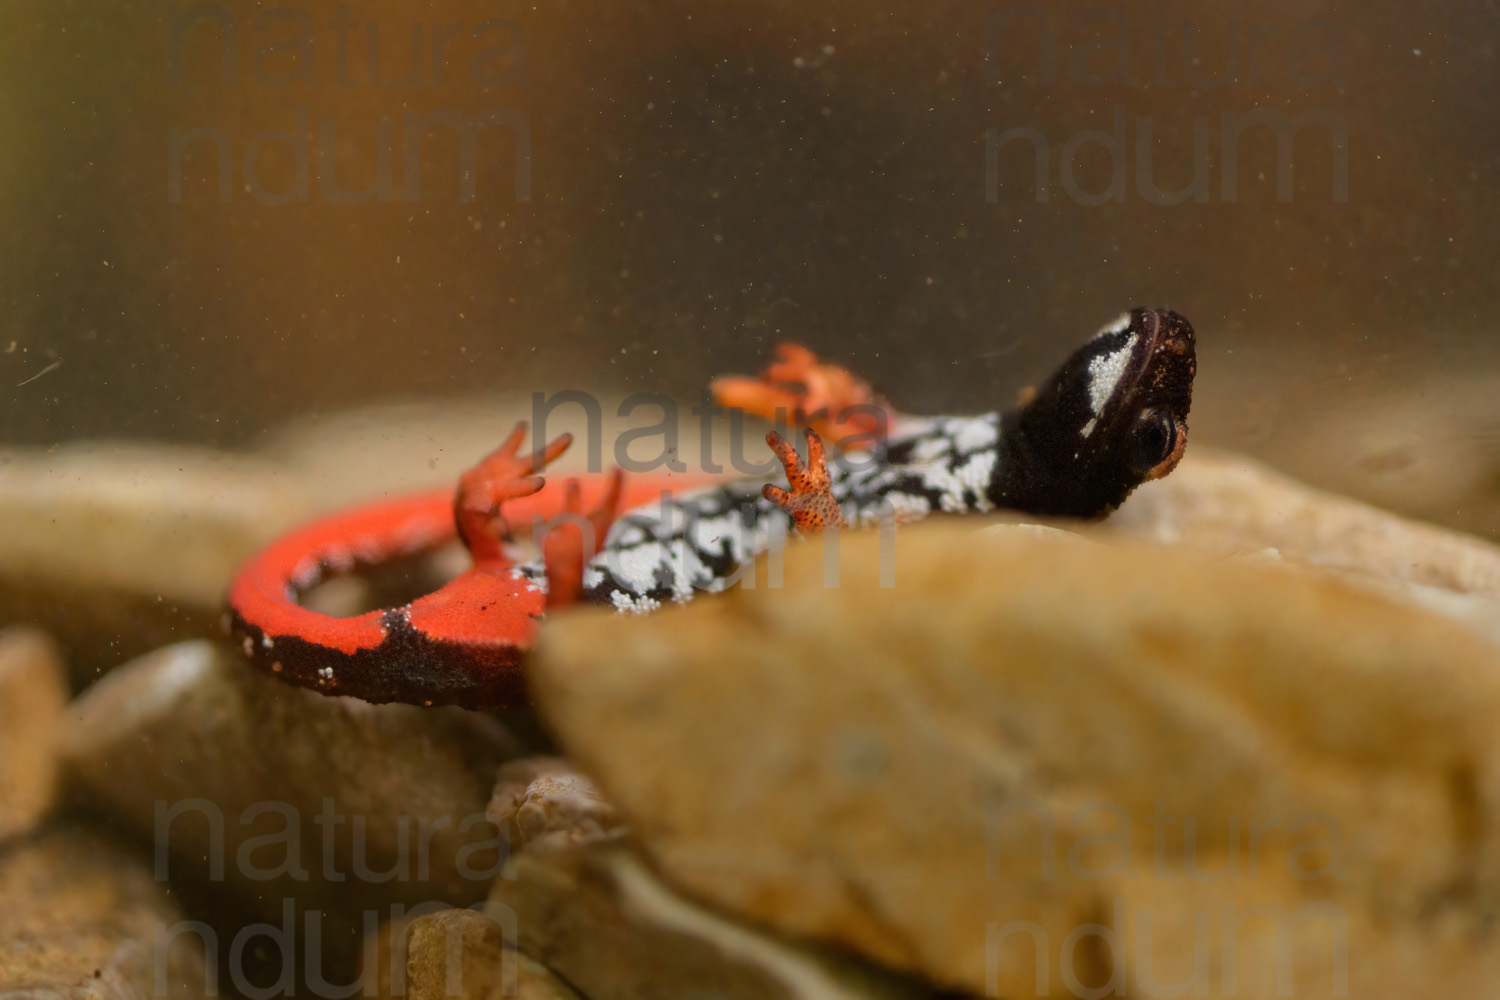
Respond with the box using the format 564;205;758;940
977;521;1089;545
364;908;582;1000
531;523;1500;997
58;639;518;982
0;826;207;999
1109;447;1500;598
486;756;625;854
484;759;924;999
0;629;68;838
0;443;308;677
1109;447;1500;647
491;844;933;1000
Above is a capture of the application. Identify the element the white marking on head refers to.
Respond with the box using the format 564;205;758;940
1086;334;1136;415
1094;312;1132;339
1080;416;1098;438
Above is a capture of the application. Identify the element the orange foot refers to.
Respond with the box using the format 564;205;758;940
455;422;627;606
455;422;574;566
763;428;845;533
543;469;625;608
710;343;893;451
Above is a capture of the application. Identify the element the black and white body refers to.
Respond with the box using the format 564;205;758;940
520;307;1197;612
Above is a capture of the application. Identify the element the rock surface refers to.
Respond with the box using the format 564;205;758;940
531;522;1500;997
492;844;930;1000
0;443;308;678
364;907;583;1000
486;756;626;855
0;628;68;839
483;759;923;999
1109;447;1500;598
58;639;519;983
0;825;206;999
1109;448;1500;647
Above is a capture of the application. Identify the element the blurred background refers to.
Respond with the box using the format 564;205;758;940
4;0;1500;535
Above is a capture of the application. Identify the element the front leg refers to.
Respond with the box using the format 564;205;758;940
711;343;895;451
763;428;844;533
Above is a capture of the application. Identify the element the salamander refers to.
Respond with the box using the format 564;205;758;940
226;306;1196;708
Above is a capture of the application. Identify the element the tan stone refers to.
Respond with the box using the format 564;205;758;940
531;523;1500;997
0;629;68;838
1106;448;1500;647
480;757;918;998
1112;870;1500;1000
364;908;581;1000
1108;447;1500;598
0;826;207;999
491;842;929;1000
0;443;309;677
0;443;304;603
58;639;518;981
486;756;625;855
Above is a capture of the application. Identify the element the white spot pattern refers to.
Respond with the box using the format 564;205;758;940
1086;335;1136;415
610;591;662;614
504;410;1007;614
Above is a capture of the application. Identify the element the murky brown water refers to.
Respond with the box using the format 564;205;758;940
5;2;1499;538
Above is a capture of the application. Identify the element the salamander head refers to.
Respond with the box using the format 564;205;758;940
995;307;1197;518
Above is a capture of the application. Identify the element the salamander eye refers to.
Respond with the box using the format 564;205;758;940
1128;410;1178;476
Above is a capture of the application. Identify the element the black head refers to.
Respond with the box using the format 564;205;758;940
993;307;1196;518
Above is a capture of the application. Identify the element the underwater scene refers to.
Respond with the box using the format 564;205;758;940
4;1;1499;997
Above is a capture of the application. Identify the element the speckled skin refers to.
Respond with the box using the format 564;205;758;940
523;307;1197;614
